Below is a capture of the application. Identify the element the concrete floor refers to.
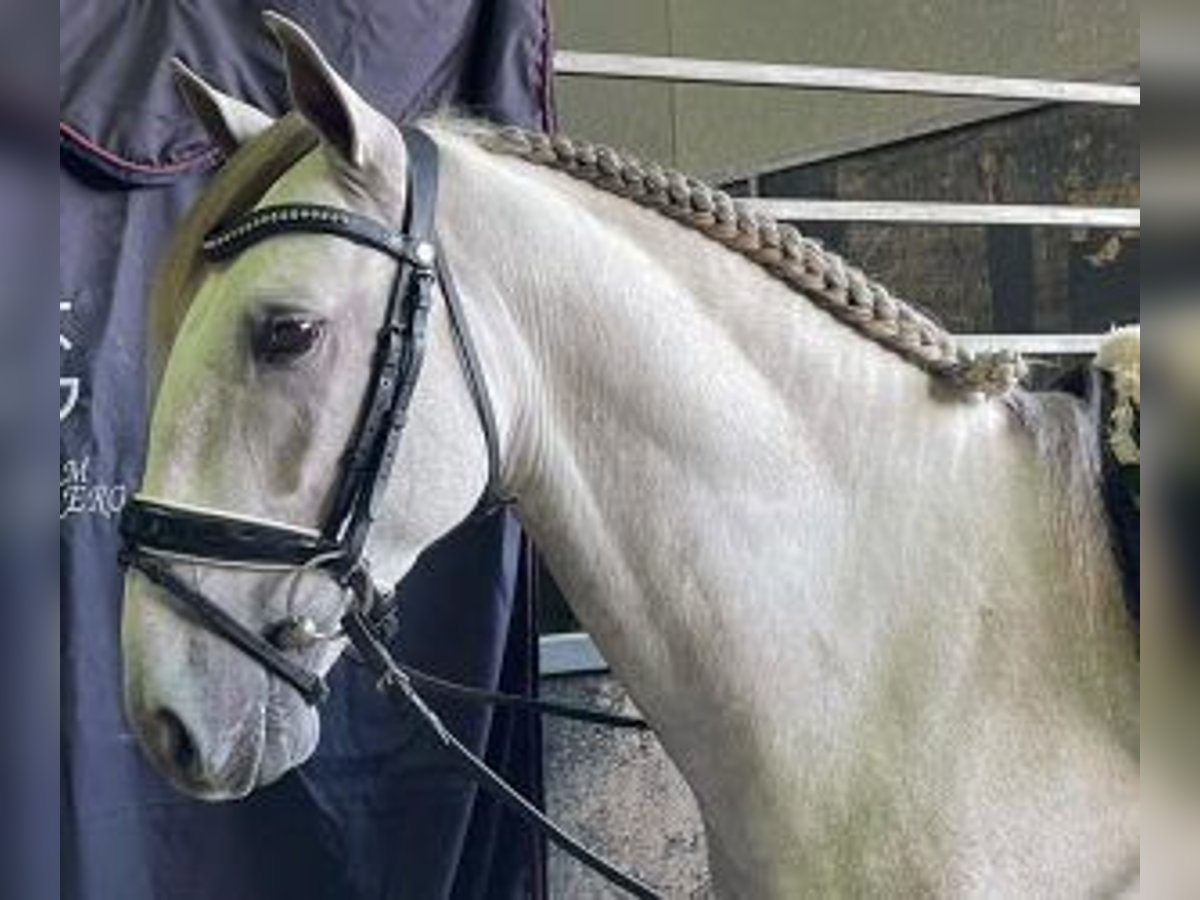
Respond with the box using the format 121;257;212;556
541;675;712;898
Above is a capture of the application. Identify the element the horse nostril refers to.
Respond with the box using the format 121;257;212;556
151;708;199;776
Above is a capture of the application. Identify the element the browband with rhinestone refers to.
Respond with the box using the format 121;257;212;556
203;202;437;268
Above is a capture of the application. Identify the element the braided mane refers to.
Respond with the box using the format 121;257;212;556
476;125;1024;396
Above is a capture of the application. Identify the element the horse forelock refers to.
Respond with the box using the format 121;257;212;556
148;113;319;389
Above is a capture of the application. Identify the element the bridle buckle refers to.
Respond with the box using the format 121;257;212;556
267;614;343;651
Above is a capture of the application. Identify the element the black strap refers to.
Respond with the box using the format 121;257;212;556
437;249;504;510
347;578;647;729
121;498;338;568
342;607;662;899
399;126;440;241
343;127;441;546
335;260;434;564
322;130;440;553
201;203;426;263
394;661;649;729
124;548;330;706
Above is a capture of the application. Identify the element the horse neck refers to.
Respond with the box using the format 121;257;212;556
435;129;1136;762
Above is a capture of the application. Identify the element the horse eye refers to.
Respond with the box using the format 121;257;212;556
252;315;325;364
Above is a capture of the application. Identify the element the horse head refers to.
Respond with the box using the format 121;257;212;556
121;13;497;799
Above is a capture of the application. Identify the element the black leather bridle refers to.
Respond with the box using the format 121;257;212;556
118;127;660;898
120;127;480;705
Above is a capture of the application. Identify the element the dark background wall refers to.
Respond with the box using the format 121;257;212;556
735;104;1139;338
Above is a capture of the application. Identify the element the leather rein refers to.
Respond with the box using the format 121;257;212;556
119;127;660;899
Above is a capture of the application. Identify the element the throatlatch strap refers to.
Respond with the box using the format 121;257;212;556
436;250;504;511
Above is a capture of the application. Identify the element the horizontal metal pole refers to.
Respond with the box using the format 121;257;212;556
958;334;1105;354
744;199;1139;229
554;52;1141;107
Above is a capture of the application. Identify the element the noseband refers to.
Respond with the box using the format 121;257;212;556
118;126;661;898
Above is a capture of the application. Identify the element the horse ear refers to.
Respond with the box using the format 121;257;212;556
171;59;274;156
262;10;396;170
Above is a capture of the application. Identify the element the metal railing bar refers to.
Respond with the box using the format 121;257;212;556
743;199;1139;228
957;334;1106;354
554;52;1141;107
